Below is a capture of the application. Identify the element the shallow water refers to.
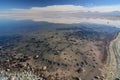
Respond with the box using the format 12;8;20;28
0;17;120;80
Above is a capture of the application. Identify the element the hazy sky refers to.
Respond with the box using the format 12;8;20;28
0;0;120;27
0;0;120;9
0;0;119;13
1;0;120;17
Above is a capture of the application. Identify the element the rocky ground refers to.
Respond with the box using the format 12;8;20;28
0;25;119;80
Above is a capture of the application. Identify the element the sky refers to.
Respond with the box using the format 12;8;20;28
0;0;120;17
0;0;120;13
0;0;120;9
0;0;120;27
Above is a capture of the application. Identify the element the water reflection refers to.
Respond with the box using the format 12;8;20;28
1;14;120;28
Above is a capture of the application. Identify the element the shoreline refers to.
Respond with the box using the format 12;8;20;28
106;31;120;64
103;31;120;80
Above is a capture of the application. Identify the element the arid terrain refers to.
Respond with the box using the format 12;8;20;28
102;32;120;80
0;23;119;80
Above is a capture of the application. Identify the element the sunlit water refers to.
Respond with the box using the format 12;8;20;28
0;16;120;35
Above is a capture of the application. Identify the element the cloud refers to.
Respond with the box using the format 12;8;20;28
10;5;120;13
11;5;85;13
15;16;120;27
0;5;120;27
89;5;120;12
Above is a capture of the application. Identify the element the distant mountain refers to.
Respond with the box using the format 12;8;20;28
77;11;120;16
104;11;120;15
